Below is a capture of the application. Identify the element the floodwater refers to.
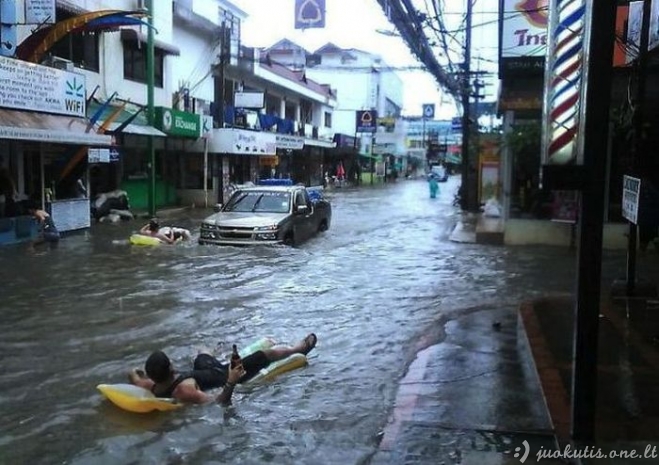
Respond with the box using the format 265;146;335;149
0;177;640;464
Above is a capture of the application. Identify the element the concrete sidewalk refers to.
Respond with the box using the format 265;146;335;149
371;290;659;464
371;305;564;464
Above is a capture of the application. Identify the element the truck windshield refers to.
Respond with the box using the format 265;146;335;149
224;191;290;213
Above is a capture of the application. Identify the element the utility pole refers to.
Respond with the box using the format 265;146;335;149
422;115;427;168
215;21;229;202
460;0;474;211
146;0;156;217
219;21;228;123
473;77;484;201
626;0;652;295
371;135;375;185
571;0;617;441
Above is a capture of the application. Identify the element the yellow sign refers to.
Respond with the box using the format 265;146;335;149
259;155;279;166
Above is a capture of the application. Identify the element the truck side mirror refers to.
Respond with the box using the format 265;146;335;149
213;203;223;213
295;204;308;214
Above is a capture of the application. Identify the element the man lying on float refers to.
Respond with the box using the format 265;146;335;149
128;333;317;405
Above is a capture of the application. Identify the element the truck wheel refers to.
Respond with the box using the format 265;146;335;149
317;220;328;232
283;232;295;246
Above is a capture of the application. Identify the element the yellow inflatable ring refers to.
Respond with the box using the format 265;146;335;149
97;383;182;413
98;337;308;413
129;234;163;246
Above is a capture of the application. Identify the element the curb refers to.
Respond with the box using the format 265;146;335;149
518;299;572;444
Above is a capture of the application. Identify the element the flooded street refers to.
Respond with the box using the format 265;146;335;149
0;177;632;464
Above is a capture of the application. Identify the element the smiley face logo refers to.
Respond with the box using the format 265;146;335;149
163;110;173;131
515;0;549;28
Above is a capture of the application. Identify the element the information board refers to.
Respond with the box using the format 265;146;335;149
622;175;641;224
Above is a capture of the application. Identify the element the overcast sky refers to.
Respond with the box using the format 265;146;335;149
231;0;499;119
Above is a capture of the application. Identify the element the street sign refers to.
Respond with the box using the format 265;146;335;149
295;0;326;29
622;175;641;224
355;110;377;133
422;103;435;119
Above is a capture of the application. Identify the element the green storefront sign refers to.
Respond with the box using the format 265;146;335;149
154;106;200;138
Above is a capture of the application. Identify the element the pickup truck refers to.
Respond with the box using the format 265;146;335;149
199;184;332;246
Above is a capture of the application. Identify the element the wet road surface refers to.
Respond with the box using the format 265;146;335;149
0;177;633;464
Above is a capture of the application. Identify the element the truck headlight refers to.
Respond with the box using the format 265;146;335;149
257;233;278;240
254;225;279;240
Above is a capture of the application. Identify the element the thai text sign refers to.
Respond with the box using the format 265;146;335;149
234;92;264;109
0;56;86;117
88;148;111;163
501;0;548;58
276;134;304;150
622;175;641;224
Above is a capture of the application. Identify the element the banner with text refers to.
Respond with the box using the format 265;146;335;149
0;56;86;117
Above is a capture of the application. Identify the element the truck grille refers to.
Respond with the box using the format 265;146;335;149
217;227;254;240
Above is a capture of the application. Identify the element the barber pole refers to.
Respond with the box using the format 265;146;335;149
543;0;586;165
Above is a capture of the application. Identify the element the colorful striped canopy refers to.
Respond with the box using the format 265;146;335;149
15;10;151;63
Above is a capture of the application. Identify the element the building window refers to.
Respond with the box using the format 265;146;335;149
220;9;242;66
324;111;332;128
50;9;99;71
123;42;164;88
300;99;312;124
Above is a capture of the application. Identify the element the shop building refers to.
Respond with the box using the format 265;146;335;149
214;46;337;192
0;55;111;245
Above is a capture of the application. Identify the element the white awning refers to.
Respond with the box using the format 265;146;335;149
304;138;336;148
0;108;112;146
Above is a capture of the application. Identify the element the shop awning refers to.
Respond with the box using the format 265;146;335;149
104;121;167;137
0;108;113;146
304;138;336;148
87;100;167;137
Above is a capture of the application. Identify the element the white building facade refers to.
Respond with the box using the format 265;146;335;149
265;40;406;182
3;0;338;217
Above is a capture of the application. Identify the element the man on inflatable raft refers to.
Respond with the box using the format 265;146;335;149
128;333;317;405
135;219;191;245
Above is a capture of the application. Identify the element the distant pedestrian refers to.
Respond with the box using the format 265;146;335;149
428;175;439;199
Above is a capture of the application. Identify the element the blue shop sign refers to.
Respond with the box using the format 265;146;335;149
356;110;377;133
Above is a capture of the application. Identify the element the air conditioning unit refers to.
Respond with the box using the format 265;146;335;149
48;57;74;72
